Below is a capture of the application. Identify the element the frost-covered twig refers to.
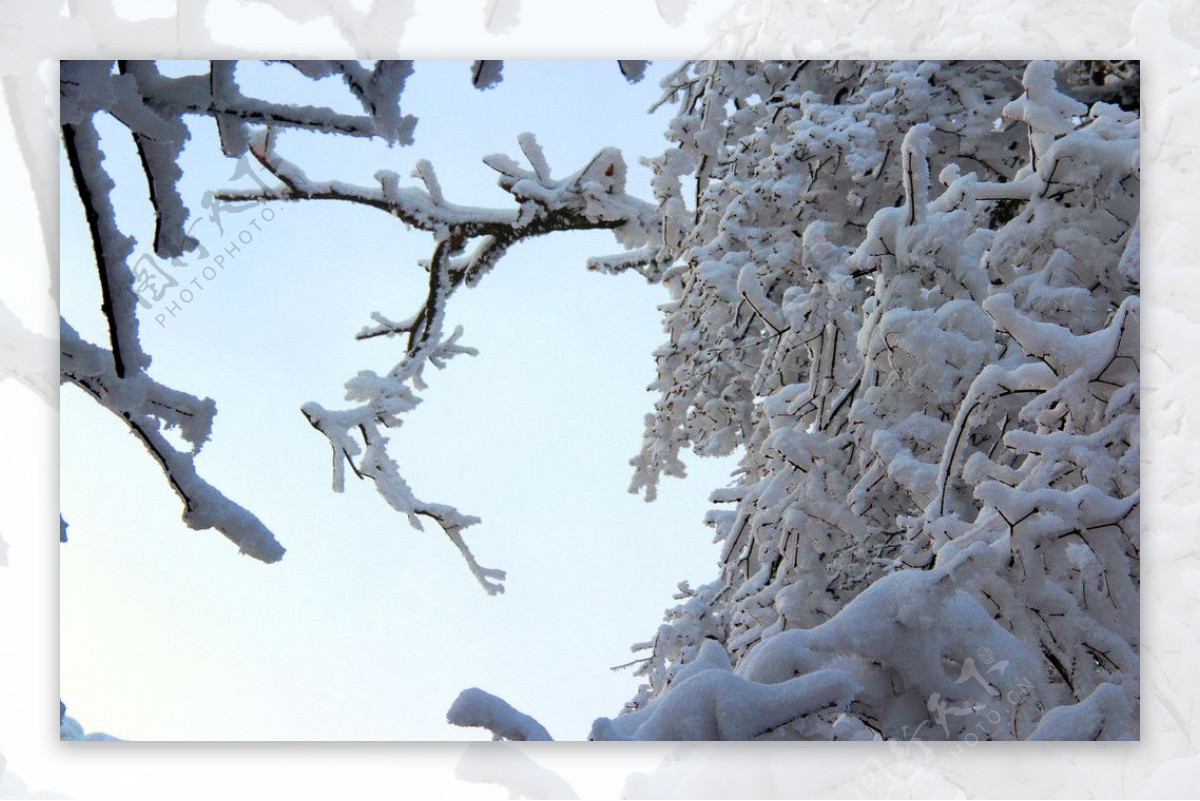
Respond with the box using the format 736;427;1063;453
217;130;660;593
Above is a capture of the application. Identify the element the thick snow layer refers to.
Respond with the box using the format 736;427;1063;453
591;657;860;741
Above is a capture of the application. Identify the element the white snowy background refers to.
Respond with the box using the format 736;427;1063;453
0;0;1195;798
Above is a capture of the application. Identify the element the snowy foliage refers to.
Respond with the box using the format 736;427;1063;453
592;60;1140;742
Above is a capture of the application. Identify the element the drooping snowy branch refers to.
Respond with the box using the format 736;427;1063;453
215;128;660;594
61;322;284;563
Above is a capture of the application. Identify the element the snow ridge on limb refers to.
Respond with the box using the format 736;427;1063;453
591;666;861;741
219;129;660;594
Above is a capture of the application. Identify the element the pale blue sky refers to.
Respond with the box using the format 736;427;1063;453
59;60;739;741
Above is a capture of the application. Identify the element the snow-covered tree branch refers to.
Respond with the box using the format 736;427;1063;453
210;120;660;593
